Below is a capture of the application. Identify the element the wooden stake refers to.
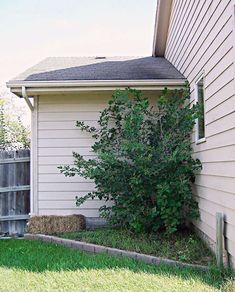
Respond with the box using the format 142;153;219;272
216;212;223;268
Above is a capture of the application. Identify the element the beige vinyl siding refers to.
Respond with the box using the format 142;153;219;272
37;92;110;217
165;0;235;265
36;91;160;218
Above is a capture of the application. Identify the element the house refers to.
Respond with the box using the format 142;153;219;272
7;0;235;265
152;0;235;266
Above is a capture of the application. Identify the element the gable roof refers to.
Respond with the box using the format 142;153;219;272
9;56;184;83
152;0;172;57
7;56;185;96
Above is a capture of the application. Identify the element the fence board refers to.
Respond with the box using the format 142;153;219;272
0;158;30;164
0;150;30;235
0;186;30;193
0;215;30;221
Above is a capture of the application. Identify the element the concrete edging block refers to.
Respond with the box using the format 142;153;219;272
82;243;96;253
107;247;123;256
70;241;84;250
24;233;209;271
136;253;155;264
121;250;138;259
94;245;108;254
24;234;35;240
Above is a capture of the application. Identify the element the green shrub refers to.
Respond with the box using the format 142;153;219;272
59;85;201;234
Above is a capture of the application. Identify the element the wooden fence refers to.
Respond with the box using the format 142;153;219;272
0;150;30;235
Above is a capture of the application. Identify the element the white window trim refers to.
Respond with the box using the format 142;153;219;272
194;73;206;145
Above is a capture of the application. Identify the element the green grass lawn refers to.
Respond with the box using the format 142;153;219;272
57;228;215;266
0;239;232;291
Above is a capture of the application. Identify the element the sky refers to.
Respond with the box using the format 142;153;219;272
0;0;157;85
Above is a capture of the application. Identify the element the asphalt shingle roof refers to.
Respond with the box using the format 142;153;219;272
11;56;184;82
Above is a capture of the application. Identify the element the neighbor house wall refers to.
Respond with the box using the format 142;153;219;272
164;0;235;265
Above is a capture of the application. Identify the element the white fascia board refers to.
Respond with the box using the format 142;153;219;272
7;79;186;97
152;0;173;57
6;79;186;88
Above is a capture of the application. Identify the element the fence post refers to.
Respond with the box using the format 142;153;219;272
216;212;223;268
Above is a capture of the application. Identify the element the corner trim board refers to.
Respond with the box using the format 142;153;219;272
30;96;38;215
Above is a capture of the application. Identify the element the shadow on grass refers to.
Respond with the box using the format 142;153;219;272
0;239;226;290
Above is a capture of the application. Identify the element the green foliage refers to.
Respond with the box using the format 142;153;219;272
59;85;202;234
0;99;8;149
0;99;30;150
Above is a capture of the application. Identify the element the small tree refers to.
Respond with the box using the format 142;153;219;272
0;99;30;150
59;86;201;234
0;99;8;150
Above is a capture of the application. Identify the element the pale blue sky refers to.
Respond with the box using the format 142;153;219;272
0;0;157;85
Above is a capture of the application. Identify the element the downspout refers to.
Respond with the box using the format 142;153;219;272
22;86;34;111
22;86;34;216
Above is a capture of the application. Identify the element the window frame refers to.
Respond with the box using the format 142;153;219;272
194;73;206;144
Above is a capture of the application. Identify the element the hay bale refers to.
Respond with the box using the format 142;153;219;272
27;214;86;234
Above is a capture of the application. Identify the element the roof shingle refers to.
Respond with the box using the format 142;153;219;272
11;56;184;82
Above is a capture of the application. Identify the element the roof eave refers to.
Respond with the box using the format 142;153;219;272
152;0;173;57
6;79;186;97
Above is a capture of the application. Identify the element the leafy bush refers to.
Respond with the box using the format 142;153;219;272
59;86;201;234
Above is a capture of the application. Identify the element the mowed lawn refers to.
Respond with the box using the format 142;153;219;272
0;239;230;292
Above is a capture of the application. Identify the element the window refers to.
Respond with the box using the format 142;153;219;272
195;75;206;143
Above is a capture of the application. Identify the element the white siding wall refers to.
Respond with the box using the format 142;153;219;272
165;0;235;265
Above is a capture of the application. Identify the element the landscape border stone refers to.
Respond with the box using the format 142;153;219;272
24;233;209;271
